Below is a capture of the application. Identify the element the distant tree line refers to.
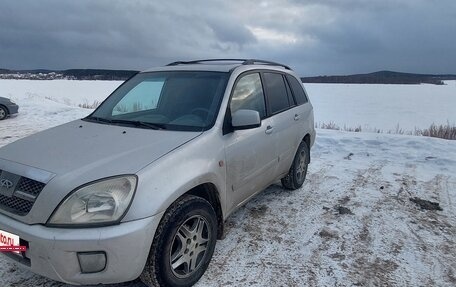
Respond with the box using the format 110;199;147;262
62;69;139;80
0;69;139;80
301;71;456;85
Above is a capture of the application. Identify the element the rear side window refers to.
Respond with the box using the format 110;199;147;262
263;72;290;114
286;75;308;105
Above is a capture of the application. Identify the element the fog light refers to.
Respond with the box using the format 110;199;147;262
77;252;106;273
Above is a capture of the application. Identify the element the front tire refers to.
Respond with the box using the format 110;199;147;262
140;195;217;287
0;106;7;120
281;141;309;190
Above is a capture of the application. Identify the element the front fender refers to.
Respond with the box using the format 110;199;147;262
121;132;227;222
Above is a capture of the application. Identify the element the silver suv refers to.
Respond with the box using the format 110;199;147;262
0;59;315;286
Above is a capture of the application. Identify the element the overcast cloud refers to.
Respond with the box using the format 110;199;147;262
1;0;455;75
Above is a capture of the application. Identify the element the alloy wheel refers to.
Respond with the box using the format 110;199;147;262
170;215;210;278
296;149;307;182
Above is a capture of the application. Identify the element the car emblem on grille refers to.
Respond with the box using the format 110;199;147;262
0;179;13;189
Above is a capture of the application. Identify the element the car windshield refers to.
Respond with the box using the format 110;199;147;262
85;71;229;131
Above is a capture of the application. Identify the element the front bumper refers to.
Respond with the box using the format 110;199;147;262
0;212;163;285
7;104;19;115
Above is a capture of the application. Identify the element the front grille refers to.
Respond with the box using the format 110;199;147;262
0;170;46;216
16;177;45;197
0;195;34;215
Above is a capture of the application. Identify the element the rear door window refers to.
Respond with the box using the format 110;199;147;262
263;72;290;115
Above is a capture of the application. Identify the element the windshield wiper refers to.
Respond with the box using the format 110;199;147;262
84;116;165;130
109;119;165;130
127;120;165;130
83;116;113;123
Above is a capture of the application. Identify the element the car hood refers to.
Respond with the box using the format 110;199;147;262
0;119;201;177
0;120;202;224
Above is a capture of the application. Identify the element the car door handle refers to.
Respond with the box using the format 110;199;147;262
294;114;301;121
265;125;274;134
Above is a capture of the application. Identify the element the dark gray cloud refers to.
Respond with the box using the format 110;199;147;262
1;0;455;75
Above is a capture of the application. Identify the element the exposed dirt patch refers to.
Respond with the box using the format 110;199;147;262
344;152;354;160
328;252;346;261
319;228;339;239
390;242;403;256
410;197;443;211
352;257;399;286
358;223;371;243
248;204;269;218
336;205;354;215
338;196;351;205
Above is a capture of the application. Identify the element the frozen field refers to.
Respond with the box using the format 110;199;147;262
1;79;456;137
306;81;456;132
0;80;455;286
0;80;121;146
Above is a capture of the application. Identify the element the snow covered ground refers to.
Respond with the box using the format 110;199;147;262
2;79;456;138
306;81;456;132
198;130;456;286
0;80;455;286
0;80;121;146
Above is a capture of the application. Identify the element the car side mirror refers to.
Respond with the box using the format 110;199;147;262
231;109;261;130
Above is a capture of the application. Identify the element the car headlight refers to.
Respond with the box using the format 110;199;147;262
48;175;137;226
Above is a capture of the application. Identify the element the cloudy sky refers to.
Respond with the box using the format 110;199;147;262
1;0;455;76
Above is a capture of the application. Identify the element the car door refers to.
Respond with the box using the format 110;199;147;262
224;72;278;210
262;72;298;176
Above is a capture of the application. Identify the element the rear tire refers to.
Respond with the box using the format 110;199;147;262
281;141;309;190
140;195;217;287
0;106;7;120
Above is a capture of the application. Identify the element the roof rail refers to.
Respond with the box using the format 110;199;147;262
166;59;291;70
241;59;291;70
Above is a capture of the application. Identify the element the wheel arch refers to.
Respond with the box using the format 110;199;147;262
302;133;311;163
139;184;223;286
0;104;9;117
185;183;225;240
